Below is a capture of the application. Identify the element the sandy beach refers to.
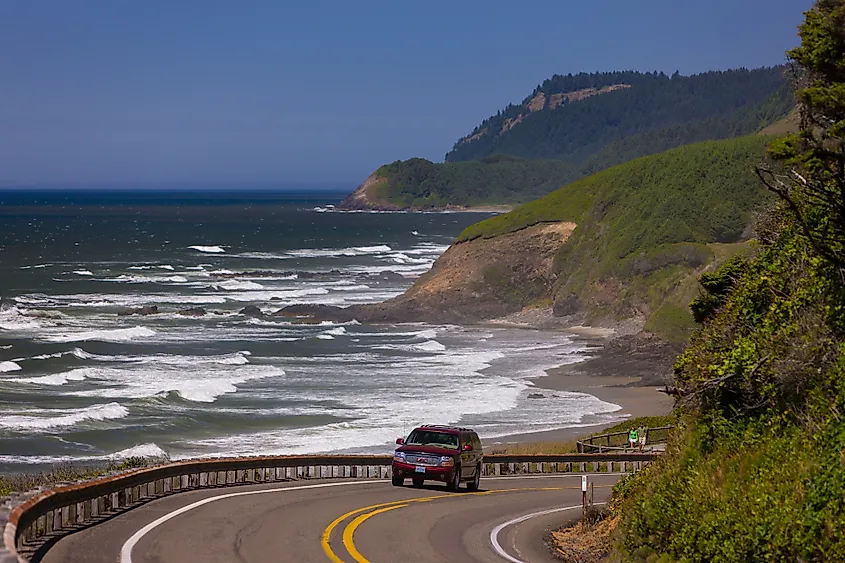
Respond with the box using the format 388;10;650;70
484;330;678;447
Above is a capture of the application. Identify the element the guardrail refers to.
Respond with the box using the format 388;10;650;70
576;426;673;453
0;452;657;562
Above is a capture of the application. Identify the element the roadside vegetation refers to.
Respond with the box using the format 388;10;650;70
595;3;845;560
0;457;161;497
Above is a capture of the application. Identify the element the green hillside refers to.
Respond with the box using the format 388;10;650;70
446;67;790;163
347;67;792;210
370;155;578;208
607;2;845;560
456;135;774;341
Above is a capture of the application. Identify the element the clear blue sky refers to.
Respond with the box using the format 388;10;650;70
0;0;810;187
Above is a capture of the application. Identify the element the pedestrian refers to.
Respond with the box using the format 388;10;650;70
637;426;647;451
628;427;638;450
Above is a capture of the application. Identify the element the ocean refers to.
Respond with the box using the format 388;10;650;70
0;189;622;472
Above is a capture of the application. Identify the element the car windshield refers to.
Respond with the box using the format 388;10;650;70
405;430;459;449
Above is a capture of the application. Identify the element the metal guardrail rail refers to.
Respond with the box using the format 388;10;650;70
0;452;658;562
576;426;674;453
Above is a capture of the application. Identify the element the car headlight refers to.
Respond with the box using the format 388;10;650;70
439;456;454;466
393;451;406;462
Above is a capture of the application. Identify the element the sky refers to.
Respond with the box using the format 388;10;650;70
0;0;812;188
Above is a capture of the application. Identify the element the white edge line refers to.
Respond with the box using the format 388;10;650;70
489;502;607;563
119;479;383;563
120;473;617;563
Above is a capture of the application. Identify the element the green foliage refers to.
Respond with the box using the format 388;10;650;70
615;4;845;560
447;68;791;164
368;68;792;209
454;136;772;338
689;255;751;323
371;156;578;209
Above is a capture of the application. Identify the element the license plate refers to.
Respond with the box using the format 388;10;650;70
415;466;426;473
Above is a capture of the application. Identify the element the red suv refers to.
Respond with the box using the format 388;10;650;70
392;425;483;492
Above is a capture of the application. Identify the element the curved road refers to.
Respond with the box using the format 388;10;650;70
40;474;619;563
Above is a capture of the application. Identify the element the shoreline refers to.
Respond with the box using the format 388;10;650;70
483;330;677;447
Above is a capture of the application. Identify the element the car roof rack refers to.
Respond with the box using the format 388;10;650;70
418;424;474;432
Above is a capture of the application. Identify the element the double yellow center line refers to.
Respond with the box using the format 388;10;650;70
320;487;564;563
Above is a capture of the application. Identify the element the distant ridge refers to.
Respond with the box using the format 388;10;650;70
341;66;792;210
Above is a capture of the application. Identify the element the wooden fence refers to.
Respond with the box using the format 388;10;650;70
576;426;673;453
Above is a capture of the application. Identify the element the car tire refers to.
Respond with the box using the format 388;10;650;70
412;477;424;487
466;465;481;492
447;467;461;492
391;475;404;487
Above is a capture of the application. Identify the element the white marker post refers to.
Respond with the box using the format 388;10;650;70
581;475;588;516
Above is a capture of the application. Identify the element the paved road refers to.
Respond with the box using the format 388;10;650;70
40;474;619;563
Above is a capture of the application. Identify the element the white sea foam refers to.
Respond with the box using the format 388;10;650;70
316;334;334;340
158;265;175;271
111;443;168;459
189;245;226;253
0;402;129;430
412;340;447;352
0;361;22;373
73;270;94;276
286;244;392;258
12;368;89;386
0;307;51;331
68;364;284;403
45;326;157;343
212;280;266;291
322;327;347;336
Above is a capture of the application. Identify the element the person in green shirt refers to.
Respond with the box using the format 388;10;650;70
628;428;639;449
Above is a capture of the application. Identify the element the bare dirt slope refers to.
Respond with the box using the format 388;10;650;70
359;222;576;323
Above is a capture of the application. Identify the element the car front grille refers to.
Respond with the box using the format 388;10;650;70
404;453;441;466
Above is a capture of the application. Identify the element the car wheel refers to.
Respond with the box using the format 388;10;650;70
391;475;404;487
412;477;424;487
447;466;461;492
466;465;481;492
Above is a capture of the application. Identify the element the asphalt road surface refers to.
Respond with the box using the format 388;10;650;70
40;474;620;563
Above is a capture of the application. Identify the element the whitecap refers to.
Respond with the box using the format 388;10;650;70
73;270;94;276
316;334;335;340
213;280;266;291
322;327;347;336
188;245;225;253
0;361;22;373
413;340;447;352
45;326;156;343
157;265;175;271
12;368;88;386
0;402;129;430
111;443;168;459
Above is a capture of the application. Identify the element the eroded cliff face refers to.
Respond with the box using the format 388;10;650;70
358;222;576;323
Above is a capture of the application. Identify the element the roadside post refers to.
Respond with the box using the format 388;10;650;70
581;474;588;516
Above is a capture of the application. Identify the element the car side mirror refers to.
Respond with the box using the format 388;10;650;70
462;443;473;451
396;438;404;445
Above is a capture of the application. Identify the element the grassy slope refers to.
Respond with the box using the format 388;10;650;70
454;136;773;341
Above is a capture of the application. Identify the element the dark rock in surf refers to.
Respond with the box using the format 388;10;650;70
178;307;207;317
239;305;264;318
118;305;159;316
